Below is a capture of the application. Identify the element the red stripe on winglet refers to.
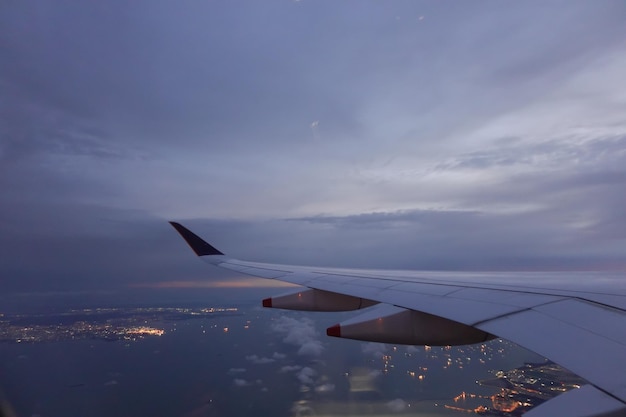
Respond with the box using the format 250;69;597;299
262;298;272;308
326;324;341;337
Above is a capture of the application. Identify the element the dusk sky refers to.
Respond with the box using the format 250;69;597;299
1;1;626;294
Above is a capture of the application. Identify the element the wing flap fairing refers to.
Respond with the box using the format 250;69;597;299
326;304;494;346
262;288;378;311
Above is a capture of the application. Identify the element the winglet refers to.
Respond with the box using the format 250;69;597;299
169;222;224;256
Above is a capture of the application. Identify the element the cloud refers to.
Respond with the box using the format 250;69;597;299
284;202;626;271
131;278;293;289
361;342;387;358
296;367;316;385
272;352;287;360
315;383;335;393
279;365;302;373
297;341;325;357
271;316;325;357
291;402;315;416
245;355;275;365
368;369;383;379
228;368;247;374
233;379;250;387
386;399;407;412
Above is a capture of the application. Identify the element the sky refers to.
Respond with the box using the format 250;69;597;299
1;1;626;294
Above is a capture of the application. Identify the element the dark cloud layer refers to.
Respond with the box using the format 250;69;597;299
1;1;625;294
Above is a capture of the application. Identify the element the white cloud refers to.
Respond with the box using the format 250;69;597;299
296;367;316;385
279;365;302;373
386;399;407;412
291;402;315;415
361;342;387;358
271;316;324;357
228;367;247;374
368;369;382;379
315;383;335;393
297;340;324;357
245;354;275;364
233;378;250;387
272;352;286;359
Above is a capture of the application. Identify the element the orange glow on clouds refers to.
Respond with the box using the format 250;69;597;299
130;277;298;289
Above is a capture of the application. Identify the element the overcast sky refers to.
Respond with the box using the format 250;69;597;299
1;1;625;294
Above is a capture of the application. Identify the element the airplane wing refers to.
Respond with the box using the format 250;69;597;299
169;222;626;417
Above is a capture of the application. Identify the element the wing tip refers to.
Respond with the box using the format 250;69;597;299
169;221;225;256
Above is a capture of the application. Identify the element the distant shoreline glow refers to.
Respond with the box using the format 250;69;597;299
130;278;298;289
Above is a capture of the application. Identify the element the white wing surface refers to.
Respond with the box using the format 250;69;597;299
170;222;626;417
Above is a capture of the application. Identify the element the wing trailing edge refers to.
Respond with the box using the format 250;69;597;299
524;384;626;417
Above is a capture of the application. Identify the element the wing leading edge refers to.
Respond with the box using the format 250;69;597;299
169;222;626;417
